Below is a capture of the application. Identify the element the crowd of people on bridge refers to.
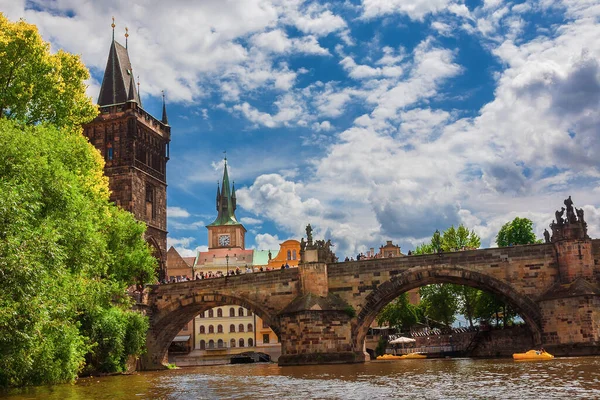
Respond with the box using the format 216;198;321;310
157;262;293;285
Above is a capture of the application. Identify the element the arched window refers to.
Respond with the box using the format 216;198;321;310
247;323;253;332
199;326;205;334
239;338;245;347
217;308;223;317
208;325;214;334
208;340;215;349
239;324;244;332
287;250;291;260
208;309;214;318
199;311;204;318
229;307;235;317
230;324;235;333
248;338;254;347
217;339;224;348
200;340;206;350
230;339;236;348
238;308;244;316
292;250;297;260
217;324;223;333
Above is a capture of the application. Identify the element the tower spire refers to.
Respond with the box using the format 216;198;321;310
125;27;129;49
111;17;115;41
161;90;169;125
208;157;239;227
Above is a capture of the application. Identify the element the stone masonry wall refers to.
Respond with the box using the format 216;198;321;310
539;295;600;346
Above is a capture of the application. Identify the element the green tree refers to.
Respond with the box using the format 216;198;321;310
376;293;421;332
496;217;541;247
0;13;97;128
0;121;155;387
419;284;459;328
414;224;480;255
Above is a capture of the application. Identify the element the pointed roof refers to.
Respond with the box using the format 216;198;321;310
98;40;142;106
207;159;241;226
161;92;169;125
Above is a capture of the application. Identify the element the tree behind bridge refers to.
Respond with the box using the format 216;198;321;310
496;217;541;247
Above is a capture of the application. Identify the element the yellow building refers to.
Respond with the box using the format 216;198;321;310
267;239;301;268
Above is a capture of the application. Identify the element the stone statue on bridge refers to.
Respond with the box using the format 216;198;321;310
306;224;313;246
550;197;589;242
543;228;550;244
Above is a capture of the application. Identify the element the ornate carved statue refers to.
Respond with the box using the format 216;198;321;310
306;224;313;245
576;207;585;224
543;228;550;243
565;196;577;223
555;207;565;225
268;250;272;260
300;237;306;252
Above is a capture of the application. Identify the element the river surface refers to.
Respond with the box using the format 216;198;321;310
4;357;600;399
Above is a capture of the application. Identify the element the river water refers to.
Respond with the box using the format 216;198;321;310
4;357;600;399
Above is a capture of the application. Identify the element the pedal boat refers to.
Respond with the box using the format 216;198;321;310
377;353;427;360
512;350;554;361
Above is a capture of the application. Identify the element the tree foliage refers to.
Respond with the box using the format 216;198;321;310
376;293;421;331
414;225;481;255
0;121;155;387
0;13;97;128
496;217;540;247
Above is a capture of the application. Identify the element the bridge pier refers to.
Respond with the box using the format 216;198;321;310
278;262;367;366
538;238;600;355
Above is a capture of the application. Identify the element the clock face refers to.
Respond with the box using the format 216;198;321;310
218;235;231;247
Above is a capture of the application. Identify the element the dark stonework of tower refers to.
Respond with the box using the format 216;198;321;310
83;37;171;280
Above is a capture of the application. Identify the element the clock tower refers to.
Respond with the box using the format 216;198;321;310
206;159;246;250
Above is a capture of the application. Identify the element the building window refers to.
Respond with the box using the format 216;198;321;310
106;142;113;161
229;324;235;333
287;250;291;260
217;308;223;317
200;340;206;350
145;184;156;220
229;307;235;317
262;321;270;329
199;312;204;318
199;326;205;334
263;334;270;344
239;324;244;332
230;339;236;348
247;323;253;332
209;309;214;318
208;325;214;334
238;308;244;317
208;340;215;349
239;338;245;347
217;339;224;348
292;250;297;260
248;338;254;347
217;324;223;333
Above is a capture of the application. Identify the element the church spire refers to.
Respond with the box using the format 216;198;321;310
207;157;240;227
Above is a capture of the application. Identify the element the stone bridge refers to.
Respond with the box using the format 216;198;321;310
141;234;600;368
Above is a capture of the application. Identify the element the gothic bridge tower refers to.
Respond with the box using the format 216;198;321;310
83;22;171;280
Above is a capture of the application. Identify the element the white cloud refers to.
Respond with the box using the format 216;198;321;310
167;206;191;218
254;233;282;250
240;217;263;225
361;0;453;20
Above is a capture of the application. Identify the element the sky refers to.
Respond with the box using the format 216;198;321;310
3;0;600;259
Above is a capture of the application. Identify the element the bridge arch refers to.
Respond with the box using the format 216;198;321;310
353;265;542;349
148;289;281;365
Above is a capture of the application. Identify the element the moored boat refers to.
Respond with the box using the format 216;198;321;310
512;350;554;361
377;353;427;360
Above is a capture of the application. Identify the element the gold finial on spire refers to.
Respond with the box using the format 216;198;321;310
223;150;227;162
125;27;129;48
111;17;115;40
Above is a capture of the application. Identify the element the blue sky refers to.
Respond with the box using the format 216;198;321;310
4;0;600;258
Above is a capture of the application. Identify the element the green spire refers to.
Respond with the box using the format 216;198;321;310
208;158;239;226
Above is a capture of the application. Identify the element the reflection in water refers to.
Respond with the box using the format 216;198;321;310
4;357;600;399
